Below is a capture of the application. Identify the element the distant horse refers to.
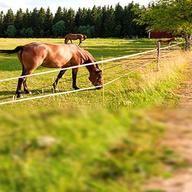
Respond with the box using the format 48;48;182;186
0;43;102;98
157;37;176;46
64;33;87;45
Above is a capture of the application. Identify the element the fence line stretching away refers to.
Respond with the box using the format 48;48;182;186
0;42;183;106
0;42;182;83
0;62;151;106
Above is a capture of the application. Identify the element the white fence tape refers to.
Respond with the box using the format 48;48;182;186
0;42;183;106
0;42;182;83
0;62;150;106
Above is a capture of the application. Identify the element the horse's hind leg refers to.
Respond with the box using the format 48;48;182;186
16;69;27;98
23;77;32;94
72;68;79;90
16;68;33;98
53;69;66;92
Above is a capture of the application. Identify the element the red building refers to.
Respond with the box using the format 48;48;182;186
148;31;174;39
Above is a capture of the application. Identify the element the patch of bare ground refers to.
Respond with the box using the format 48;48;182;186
144;64;192;192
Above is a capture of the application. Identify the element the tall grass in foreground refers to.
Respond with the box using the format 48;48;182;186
0;39;190;192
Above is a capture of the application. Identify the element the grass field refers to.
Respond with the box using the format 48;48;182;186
0;38;188;192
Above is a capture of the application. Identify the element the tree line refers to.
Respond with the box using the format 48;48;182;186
0;3;147;38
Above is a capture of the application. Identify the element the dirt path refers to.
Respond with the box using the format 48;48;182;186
145;65;192;192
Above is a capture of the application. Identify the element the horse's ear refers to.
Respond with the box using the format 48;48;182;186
96;69;102;74
96;64;99;69
95;64;102;74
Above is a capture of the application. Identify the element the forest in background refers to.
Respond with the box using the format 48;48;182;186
0;3;147;38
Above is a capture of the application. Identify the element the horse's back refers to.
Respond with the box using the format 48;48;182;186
44;43;76;67
21;43;94;68
56;43;95;64
65;33;84;39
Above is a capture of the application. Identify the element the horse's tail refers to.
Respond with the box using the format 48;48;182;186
0;46;24;54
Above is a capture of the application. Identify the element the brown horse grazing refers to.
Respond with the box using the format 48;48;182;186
64;33;87;45
157;37;176;46
0;43;102;98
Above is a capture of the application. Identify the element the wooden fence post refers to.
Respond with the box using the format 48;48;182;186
156;41;161;71
101;56;105;107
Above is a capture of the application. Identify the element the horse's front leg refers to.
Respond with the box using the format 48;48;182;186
78;39;82;46
53;69;66;92
72;68;79;90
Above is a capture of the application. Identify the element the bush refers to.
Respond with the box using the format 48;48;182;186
77;25;95;37
5;25;16;37
20;28;34;37
25;28;34;37
52;20;65;37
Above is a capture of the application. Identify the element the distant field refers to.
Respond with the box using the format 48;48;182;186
0;38;157;107
0;38;186;192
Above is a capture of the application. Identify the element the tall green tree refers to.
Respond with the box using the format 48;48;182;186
90;6;98;26
74;8;82;28
138;0;192;50
44;7;53;37
30;8;39;37
22;9;31;29
64;8;75;33
38;7;46;37
101;6;115;37
94;6;103;37
0;11;3;35
14;8;23;36
3;9;15;35
53;7;63;24
123;3;146;38
4;9;14;25
114;3;124;37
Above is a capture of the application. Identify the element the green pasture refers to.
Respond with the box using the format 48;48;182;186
0;38;157;107
0;38;187;192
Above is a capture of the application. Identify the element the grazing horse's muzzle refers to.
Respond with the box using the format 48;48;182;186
96;85;103;90
89;69;103;89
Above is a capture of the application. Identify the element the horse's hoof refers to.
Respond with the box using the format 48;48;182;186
24;91;32;94
73;86;80;90
96;86;102;90
16;94;24;99
52;88;59;93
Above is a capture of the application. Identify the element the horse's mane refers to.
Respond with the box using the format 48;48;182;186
77;47;96;64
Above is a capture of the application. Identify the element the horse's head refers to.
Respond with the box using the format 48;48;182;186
89;66;103;89
83;35;87;40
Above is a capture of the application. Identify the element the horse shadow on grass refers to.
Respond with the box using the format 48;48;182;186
0;90;16;100
0;87;97;102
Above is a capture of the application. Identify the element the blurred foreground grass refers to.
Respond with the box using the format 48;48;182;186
0;38;188;192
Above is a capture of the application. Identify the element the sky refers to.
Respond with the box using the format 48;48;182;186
0;0;151;13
